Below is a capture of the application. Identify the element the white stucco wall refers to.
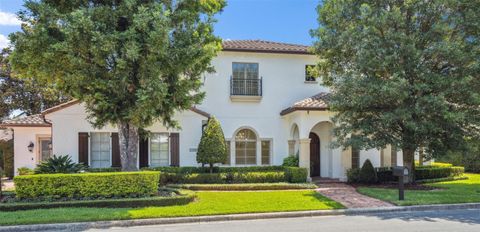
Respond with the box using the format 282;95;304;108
12;127;51;175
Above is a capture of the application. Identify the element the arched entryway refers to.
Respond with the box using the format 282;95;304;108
309;132;320;177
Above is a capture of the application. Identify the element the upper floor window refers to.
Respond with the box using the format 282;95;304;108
231;63;262;97
305;65;317;82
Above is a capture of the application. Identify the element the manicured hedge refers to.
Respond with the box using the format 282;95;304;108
168;183;317;191
376;167;396;182
143;166;285;174
14;171;159;199
0;188;195;211
415;166;465;180
160;171;288;184
284;167;308;183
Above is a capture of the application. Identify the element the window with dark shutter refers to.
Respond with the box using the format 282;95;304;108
78;132;89;165
139;136;149;168
170;133;180;167
351;146;360;169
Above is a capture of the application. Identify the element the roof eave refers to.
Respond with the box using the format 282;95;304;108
222;48;312;55
280;107;329;116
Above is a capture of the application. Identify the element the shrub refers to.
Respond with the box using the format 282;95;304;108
14;171;159;199
183;173;226;184
232;172;285;183
415;166;464;180
168;183;317;191
284;167;308;183
196;117;228;173
143;166;285;174
375;167;396;182
282;155;299;167
359;159;377;184
346;168;361;183
85;167;121;173
17;167;34;176
34;155;85;174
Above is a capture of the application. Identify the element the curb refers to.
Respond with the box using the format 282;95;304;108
2;203;480;231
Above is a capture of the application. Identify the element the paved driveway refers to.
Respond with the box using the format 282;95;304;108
83;209;480;232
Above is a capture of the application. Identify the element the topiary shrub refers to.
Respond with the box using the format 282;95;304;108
196;117;228;173
346;168;361;183
415;166;464;180
359;159;377;184
282;155;299;167
35;155;85;174
284;167;308;183
14;171;159;199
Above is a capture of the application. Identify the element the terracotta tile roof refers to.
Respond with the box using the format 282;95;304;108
0;114;51;127
222;39;311;54
280;92;331;116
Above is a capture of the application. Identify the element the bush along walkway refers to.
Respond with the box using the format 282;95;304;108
314;181;393;208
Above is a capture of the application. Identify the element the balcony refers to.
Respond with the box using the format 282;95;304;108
230;77;262;101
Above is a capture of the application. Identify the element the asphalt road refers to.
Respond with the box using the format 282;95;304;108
82;209;480;232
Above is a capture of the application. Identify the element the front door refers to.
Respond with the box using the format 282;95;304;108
39;137;52;162
309;132;320;177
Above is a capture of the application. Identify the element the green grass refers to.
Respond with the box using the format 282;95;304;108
0;190;343;226
357;173;480;206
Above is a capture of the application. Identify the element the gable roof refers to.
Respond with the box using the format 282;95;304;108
0;114;51;127
222;39;311;55
280;92;331;116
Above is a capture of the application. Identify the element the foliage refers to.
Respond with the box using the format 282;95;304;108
17;167;34;176
415;166;464;180
358;173;480;206
34;155;85;174
359;159;377;184
282;155;299;167
85;167;122;173
10;0;226;171
284;167;308;183
167;183;318;191
375;167;396;183
0;48;69;119
312;0;480;182
437;138;480;173
142;165;286;173
0;189;195;212
196;117;228;173
0;190;344;226
159;171;289;185
0;139;13;178
346;168;361;183
14;172;159;199
232;172;286;183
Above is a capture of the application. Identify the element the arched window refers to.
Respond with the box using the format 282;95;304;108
235;129;257;165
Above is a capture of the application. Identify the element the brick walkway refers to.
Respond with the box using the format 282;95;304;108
315;183;394;208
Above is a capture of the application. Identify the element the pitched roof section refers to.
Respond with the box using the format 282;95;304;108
0;114;51;127
222;40;311;55
280;92;331;116
41;99;80;115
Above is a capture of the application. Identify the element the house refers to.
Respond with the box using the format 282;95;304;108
0;40;404;180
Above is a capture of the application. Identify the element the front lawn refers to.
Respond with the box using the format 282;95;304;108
0;190;343;226
357;173;480;206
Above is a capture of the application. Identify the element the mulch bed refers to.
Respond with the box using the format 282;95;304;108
349;183;441;190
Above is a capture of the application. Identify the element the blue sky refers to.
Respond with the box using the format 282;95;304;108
0;0;320;49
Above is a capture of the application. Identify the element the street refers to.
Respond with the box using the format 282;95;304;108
83;209;480;232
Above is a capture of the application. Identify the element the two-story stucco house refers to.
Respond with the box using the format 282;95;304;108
1;40;404;180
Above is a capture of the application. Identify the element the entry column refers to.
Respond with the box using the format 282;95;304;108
298;138;311;182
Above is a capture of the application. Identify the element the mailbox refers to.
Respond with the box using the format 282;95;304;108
393;166;408;176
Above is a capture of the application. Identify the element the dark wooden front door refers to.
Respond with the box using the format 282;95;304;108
309;132;320;177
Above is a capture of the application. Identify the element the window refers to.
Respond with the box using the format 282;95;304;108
305;65;316;82
150;133;169;167
90;132;111;168
235;129;257;165
351;146;360;169
261;140;271;165
233;63;258;79
39;137;52;162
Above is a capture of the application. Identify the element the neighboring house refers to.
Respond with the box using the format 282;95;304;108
0;40;403;180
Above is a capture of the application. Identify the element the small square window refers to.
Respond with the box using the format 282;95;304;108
305;65;317;82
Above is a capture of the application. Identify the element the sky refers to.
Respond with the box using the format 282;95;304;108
0;0;321;49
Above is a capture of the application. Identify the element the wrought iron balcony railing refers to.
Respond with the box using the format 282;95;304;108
230;77;262;96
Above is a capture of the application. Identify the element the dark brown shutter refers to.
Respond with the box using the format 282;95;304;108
139;136;149;168
170;133;180;167
78;132;89;165
111;133;121;167
351;146;360;169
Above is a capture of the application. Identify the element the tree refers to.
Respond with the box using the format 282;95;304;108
197;117;227;173
312;0;480;182
10;0;226;171
1;48;68;119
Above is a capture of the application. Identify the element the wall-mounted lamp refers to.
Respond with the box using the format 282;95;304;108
48;142;52;150
27;142;34;152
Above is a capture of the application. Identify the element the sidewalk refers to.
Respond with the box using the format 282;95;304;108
316;183;393;208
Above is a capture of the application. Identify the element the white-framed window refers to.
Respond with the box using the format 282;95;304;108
235;129;257;165
150;133;169;167
90;132;111;168
261;140;271;165
233;62;259;79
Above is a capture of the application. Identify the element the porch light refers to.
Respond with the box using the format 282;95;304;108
27;142;34;152
48;142;52;150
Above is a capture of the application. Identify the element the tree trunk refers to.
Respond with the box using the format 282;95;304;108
118;121;139;171
209;163;213;174
419;147;424;166
402;148;416;183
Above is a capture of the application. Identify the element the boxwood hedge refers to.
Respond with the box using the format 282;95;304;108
14;171;159;199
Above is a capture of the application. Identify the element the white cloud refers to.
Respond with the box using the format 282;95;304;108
0;10;21;26
0;34;10;49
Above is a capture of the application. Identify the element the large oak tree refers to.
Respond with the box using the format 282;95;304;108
10;0;226;170
312;0;480;182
